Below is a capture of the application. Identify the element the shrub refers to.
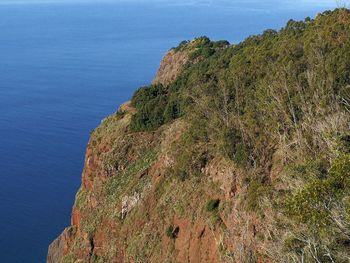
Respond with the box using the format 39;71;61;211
233;142;248;167
246;180;271;211
129;85;168;132
166;225;174;239
166;225;179;239
287;155;350;228
173;40;190;52
206;199;220;212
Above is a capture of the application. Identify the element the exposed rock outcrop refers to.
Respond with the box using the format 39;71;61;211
46;45;279;263
47;10;350;262
47;228;75;263
152;48;189;86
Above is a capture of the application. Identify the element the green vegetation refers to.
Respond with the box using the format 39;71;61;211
74;188;88;209
282;155;350;262
129;84;168;131
58;9;350;263
130;9;350;171
290;158;349;216
206;199;223;226
129;37;230;132
127;9;350;262
206;199;220;212
166;225;176;239
246;180;272;211
61;254;76;263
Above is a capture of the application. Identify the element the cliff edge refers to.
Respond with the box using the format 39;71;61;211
48;10;350;263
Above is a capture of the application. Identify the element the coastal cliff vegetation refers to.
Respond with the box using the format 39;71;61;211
49;9;350;263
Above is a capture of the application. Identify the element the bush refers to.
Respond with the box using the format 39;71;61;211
283;155;350;261
166;225;179;239
129;85;168;132
287;155;350;227
173;40;190;52
166;225;174;239
233;142;248;167
206;199;220;212
246;180;271;211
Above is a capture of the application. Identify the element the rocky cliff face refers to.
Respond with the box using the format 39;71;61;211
47;48;236;263
48;11;350;262
48;47;282;263
152;48;189;86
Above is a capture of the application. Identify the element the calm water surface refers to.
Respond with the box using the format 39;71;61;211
0;2;333;262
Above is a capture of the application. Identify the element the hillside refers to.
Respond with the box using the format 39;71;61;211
48;9;350;263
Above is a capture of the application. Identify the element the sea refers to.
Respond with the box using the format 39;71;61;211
0;1;334;262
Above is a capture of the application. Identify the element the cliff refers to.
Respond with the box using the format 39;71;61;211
152;48;189;86
48;10;350;263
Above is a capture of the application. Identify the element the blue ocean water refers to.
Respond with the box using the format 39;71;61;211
0;2;334;262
